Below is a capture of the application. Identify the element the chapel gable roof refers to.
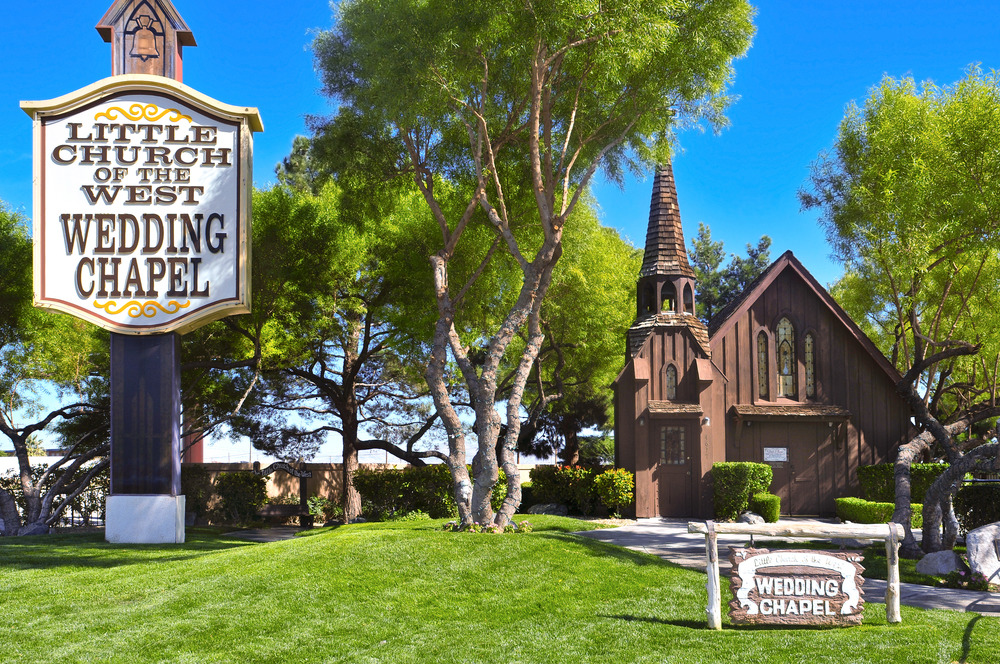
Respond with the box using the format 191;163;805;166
707;250;901;385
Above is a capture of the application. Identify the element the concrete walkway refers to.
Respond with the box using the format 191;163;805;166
576;517;1000;616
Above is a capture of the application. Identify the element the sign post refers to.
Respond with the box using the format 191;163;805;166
20;0;261;543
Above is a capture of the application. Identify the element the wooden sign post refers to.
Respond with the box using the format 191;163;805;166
689;521;904;629
21;0;261;543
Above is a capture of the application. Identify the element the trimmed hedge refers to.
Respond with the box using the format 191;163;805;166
954;483;1000;533
529;465;601;515
857;463;947;503
748;492;780;523
353;465;507;520
712;462;773;521
214;472;268;525
834;497;923;529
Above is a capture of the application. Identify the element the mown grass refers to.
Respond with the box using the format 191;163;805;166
1;516;997;663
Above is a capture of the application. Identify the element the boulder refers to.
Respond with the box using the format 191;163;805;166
737;511;764;525
915;550;968;576
526;503;568;516
966;523;1000;583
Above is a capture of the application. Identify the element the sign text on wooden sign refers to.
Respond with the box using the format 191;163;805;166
729;548;865;626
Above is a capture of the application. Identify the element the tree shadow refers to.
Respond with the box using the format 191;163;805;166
0;530;257;570
539;531;685;568
600;614;706;629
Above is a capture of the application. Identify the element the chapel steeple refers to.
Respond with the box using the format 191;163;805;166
636;162;697;319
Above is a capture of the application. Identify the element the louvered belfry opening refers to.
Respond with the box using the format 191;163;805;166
635;162;697;319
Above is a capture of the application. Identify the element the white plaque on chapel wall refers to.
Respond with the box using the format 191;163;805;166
22;75;262;334
763;447;789;462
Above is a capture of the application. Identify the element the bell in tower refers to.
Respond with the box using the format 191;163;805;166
130;15;160;61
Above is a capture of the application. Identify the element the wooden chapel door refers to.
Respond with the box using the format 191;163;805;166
654;421;695;516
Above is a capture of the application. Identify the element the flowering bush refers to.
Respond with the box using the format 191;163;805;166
940;569;991;591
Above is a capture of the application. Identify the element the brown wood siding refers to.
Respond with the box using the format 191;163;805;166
709;268;910;510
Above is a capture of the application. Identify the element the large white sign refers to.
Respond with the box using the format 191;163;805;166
22;75;262;334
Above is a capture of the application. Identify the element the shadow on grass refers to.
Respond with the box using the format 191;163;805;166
539;531;687;568
0;530;256;570
601;614;707;629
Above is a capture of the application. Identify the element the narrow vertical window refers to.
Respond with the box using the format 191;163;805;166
777;317;796;398
757;331;769;399
805;332;816;398
643;284;654;314
665;364;677;400
683;283;694;314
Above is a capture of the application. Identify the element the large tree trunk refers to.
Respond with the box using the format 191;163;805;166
892;439;929;558
558;417;580;466
922;443;998;552
341;434;362;524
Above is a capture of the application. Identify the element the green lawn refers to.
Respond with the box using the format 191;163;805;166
1;517;997;663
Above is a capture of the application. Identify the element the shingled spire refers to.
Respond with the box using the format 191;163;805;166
640;162;695;279
635;162;698;319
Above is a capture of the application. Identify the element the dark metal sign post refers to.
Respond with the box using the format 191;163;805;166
21;0;261;543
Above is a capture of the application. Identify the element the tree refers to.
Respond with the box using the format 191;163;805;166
314;0;755;526
801;68;1000;556
688;222;771;323
0;205;109;536
224;185;448;523
514;202;641;465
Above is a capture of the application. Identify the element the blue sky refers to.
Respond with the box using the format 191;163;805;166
3;1;999;459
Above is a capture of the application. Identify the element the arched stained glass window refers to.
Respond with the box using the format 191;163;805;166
777;317;796;398
805;332;816;398
665;365;677;400
757;332;768;399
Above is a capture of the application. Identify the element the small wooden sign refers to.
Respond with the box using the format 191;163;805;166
729;547;865;626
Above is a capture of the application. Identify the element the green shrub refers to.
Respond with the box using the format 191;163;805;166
353;465;507;521
954;483;1000;533
834;497;923;529
214;472;267;525
748;492;780;523
519;482;535;509
528;465;601;515
711;462;773;521
307;495;344;522
594;469;635;517
857;463;947;502
180;465;214;518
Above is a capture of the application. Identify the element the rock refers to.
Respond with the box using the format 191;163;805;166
526;503;568;516
966;523;1000;583
831;538;874;549
322;520;343;528
18;522;50;537
915;550;968;576
349;517;367;524
737;511;764;525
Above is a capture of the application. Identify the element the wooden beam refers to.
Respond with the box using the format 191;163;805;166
688;521;904;540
